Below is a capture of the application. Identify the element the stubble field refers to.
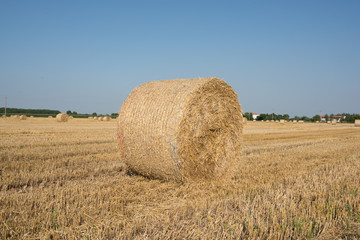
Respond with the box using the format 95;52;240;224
0;118;359;239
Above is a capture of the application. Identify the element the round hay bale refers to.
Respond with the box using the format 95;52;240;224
103;116;111;121
98;117;103;121
355;119;360;127
327;121;331;124
19;115;27;120
56;113;69;122
69;116;74;119
93;117;98;120
88;116;93;119
280;119;285;124
243;118;247;125
2;115;6;118
293;120;298;123
48;116;53;119
332;120;337;125
118;77;243;181
298;120;304;124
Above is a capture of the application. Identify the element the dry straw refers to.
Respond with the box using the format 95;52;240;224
355;119;360;127
280;119;285;124
298;120;304;124
93;117;98;120
2;115;6;118
332;120;337;125
103;116;111;121
19;115;27;120
98;117;103;121
243;118;247;125
118;77;243;181
56;113;69;122
48;116;53;119
69;116;74;119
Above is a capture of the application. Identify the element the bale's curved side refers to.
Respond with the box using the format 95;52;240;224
118;77;243;181
56;113;68;122
355;120;360;127
19;115;27;120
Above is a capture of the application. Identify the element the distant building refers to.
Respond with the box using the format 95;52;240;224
320;115;345;122
252;113;260;120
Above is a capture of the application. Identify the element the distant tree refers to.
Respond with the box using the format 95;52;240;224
73;111;78;115
283;114;290;120
92;112;97;116
243;112;253;121
66;110;72;114
324;114;329;122
312;115;321;122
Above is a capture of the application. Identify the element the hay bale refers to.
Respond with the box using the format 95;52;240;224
327;121;331;124
19;115;27;120
293;120;297;123
98;117;103;121
103;116;111;121
280;119;285;124
93;117;98;120
88;117;93;119
56;113;68;122
332;120;337;125
48;116;53;119
118;77;243;181
298;120;304;124
355;120;360;127
2;115;6;118
30;116;34;118
243;118;247;125
69;116;74;119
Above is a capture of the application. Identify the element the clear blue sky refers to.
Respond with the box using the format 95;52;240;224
1;0;359;117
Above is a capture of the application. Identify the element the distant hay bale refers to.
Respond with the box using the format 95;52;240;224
98;117;103;121
266;120;270;122
355;120;360;127
275;120;279;123
293;120;297;123
327;121;331;124
103;116;111;121
271;120;274;122
316;121;319;123
118;77;243;181
332;120;337;125
280;119;285;124
298;120;304;124
30;116;34;118
88;117;93;119
253;120;256;122
19;115;27;120
48;116;53;119
56;113;69;122
69;116;74;119
93;117;98;120
2;115;6;118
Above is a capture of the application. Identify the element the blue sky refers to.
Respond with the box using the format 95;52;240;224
1;1;359;117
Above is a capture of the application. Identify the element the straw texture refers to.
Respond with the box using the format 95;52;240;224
355;120;360;127
103;116;111;121
19;115;27;120
56;113;68;122
118;77;243;181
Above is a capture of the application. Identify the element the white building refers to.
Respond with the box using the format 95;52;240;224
252;113;260;120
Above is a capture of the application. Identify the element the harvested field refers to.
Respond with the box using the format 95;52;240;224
0;118;359;239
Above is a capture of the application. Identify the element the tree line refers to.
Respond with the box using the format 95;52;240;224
243;112;360;123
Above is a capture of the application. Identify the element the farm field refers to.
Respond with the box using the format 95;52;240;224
1;118;359;239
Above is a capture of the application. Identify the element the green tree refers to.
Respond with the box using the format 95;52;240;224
66;110;72;114
312;115;321;122
92;112;97;116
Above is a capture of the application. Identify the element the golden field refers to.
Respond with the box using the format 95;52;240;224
0;118;359;239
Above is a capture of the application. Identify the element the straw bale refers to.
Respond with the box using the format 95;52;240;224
355;120;360;127
243;118;247;125
118;77;243;181
93;117;98;120
2;115;6;118
280;119;285;124
298;120;304;124
332;120;337;125
48;116;53;118
88;117;93;119
271;120;274;122
19;115;27;120
327;121;331;124
293;120;297;123
98;117;103;121
266;120;270;123
275;120;279;123
103;116;111;121
316;121;319;123
56;113;68;122
69;116;74;119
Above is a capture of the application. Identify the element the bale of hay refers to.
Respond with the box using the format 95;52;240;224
298;120;304;124
243;118;247;125
48;116;53;119
88;116;93;119
30;116;34;118
19;115;27;120
56;113;68;122
280;119;285;124
316;121;319;123
93;117;98;120
118;77;243;181
355;120;360;127
69;116;74;119
293;120;297;123
327;121;331;124
103;116;111;121
2;115;6;118
266;120;270;123
332;120;337;125
98;117;103;121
